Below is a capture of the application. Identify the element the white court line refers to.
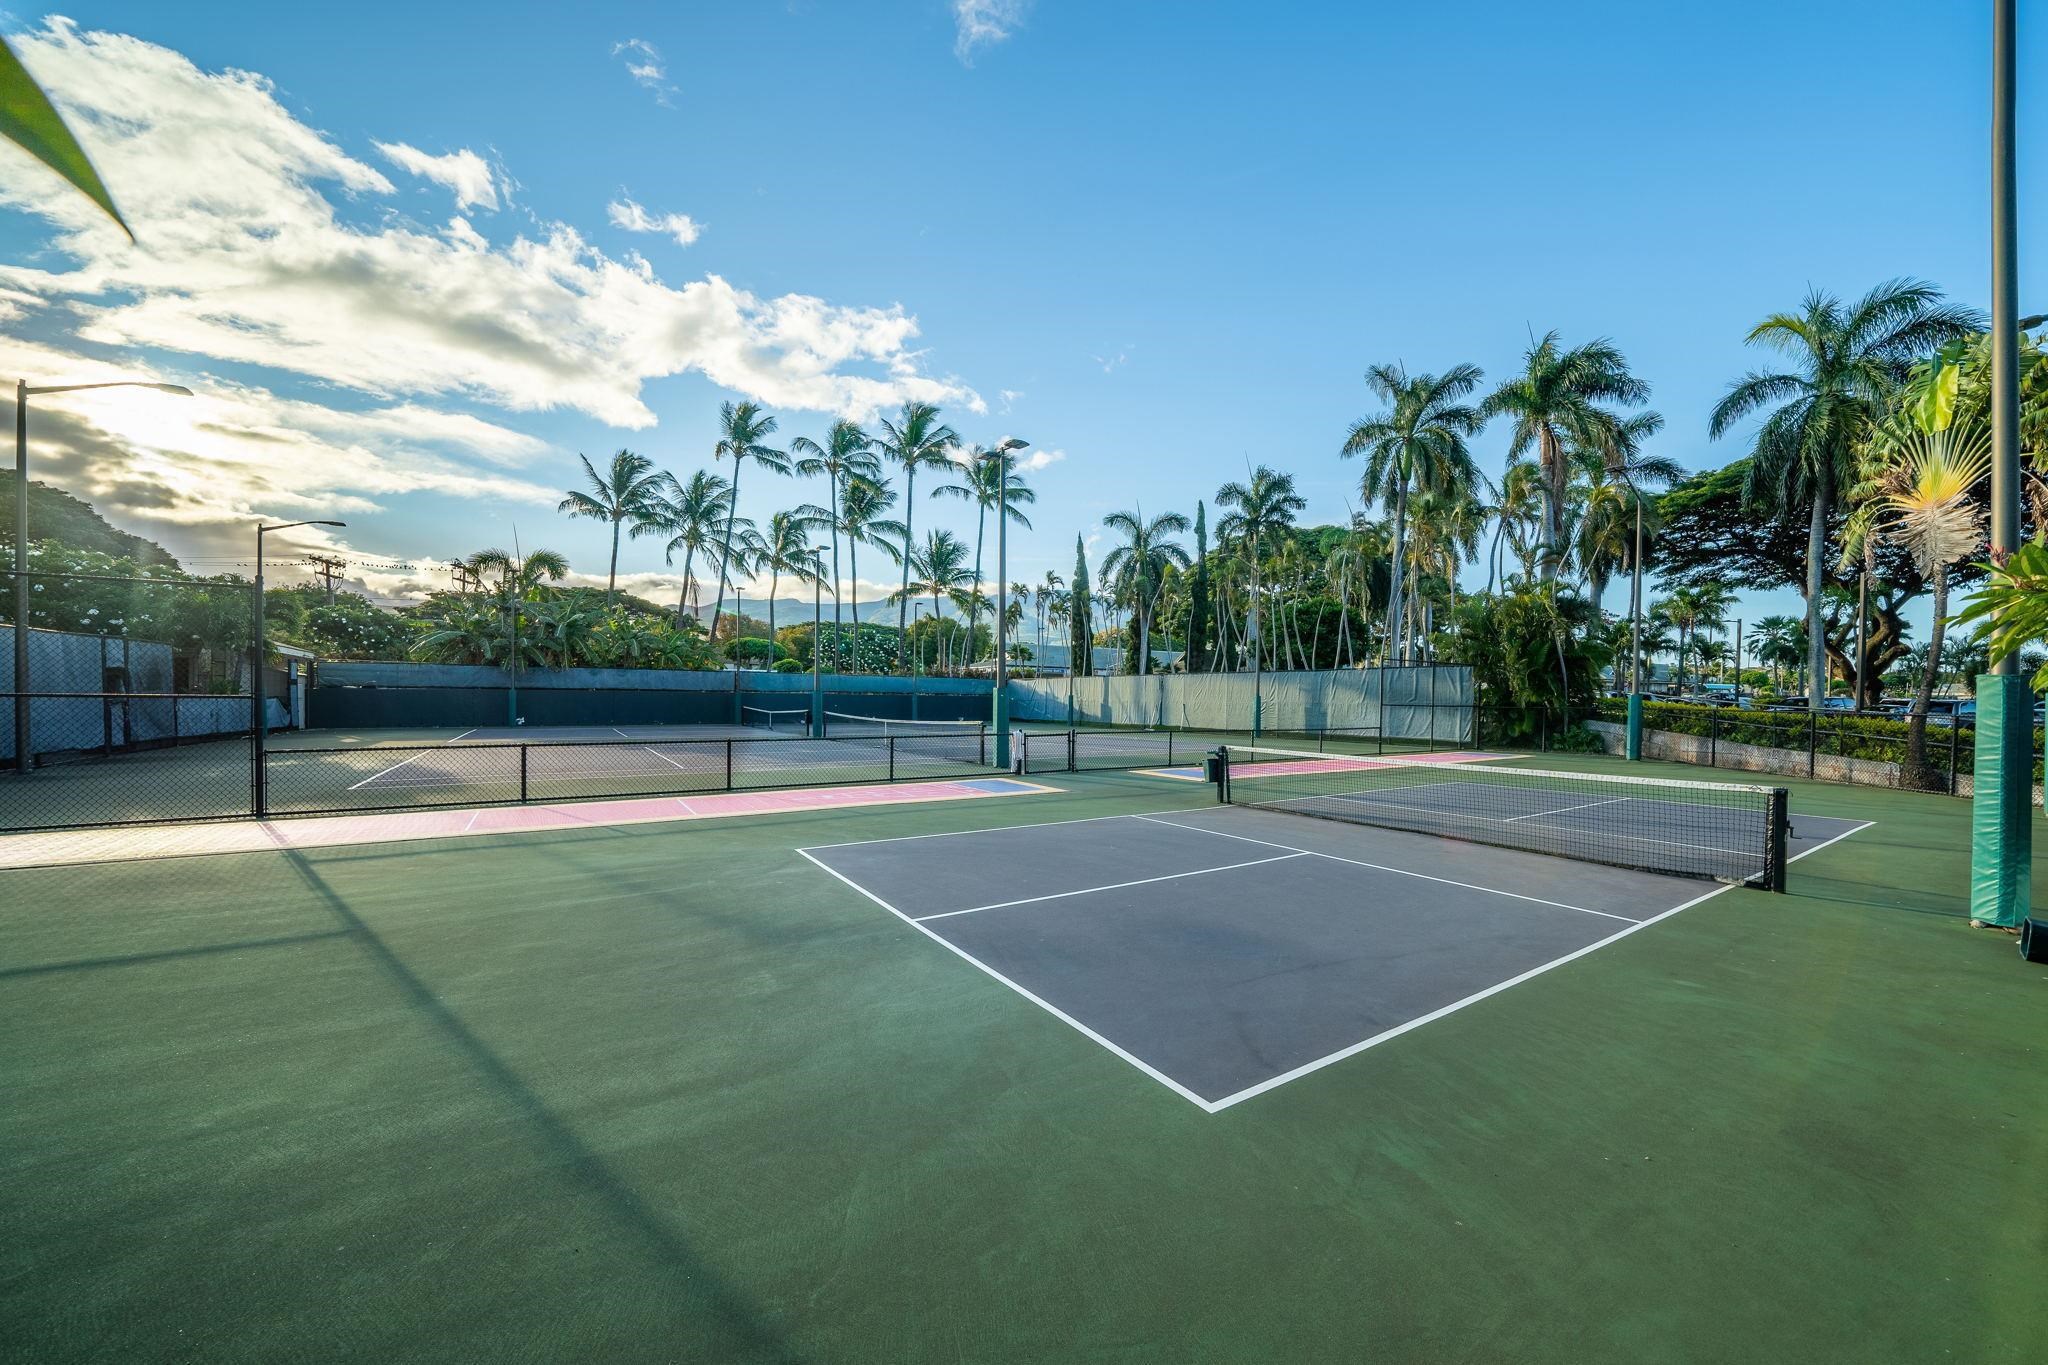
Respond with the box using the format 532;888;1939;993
795;847;1219;1111
799;810;1156;853
1128;814;1636;923
639;744;694;771
796;809;1875;1114
914;853;1309;922
1502;794;1632;823
347;750;432;791
1201;815;1878;1111
447;728;478;743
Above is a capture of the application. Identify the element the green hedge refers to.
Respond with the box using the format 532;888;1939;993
1590;699;2047;782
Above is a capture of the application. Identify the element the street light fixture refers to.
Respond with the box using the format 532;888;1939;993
11;377;194;774
977;437;1029;769
253;519;346;815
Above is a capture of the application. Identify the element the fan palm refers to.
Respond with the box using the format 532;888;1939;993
1482;334;1650;583
1100;507;1192;676
1851;413;1990;774
1481;460;1543;596
1342;363;1484;662
1709;280;1980;708
631;469;734;627
1752;615;1804;691
790;420;878;669
557;449;666;603
708;401;790;642
873;402;961;670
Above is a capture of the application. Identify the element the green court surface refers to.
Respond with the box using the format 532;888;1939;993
3;753;2045;1362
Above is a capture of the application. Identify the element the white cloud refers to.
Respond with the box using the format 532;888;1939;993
953;0;1031;64
1017;446;1064;473
612;37;675;103
1093;348;1130;374
0;20;981;431
998;388;1022;412
607;195;701;246
374;141;502;211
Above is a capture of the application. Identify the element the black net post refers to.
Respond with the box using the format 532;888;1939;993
1066;729;1076;773
1765;787;1790;893
519;744;529;803
724;738;734;792
887;736;896;782
1807;711;1818;780
1948;723;1960;795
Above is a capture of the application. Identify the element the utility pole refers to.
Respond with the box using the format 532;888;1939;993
308;554;346;605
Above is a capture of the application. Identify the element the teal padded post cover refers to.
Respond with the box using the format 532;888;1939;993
1969;673;2033;928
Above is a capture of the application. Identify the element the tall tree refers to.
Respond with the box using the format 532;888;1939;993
631;469;733;626
1708;280;1980;708
708;401;790;643
1342;363;1484;661
823;476;906;672
1482;334;1650;584
557;449;665;603
1100;507;1192;676
1069;534;1095;677
1186;500;1211;672
1652;584;1733;694
755;510;825;653
935;450;1036;660
1214;466;1307;670
872;401;960;670
789;419;878;670
890;529;975;675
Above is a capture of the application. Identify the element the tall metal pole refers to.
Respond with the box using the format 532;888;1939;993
1624;477;1646;760
1972;0;2029;931
12;381;27;774
993;452;1011;768
1733;619;1743;708
253;524;268;817
811;548;824;738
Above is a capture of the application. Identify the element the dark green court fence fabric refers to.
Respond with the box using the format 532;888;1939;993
1969;674;2033;928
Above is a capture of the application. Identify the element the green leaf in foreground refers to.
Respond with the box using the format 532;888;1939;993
0;35;130;240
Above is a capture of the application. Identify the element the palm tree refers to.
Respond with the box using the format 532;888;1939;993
935;449;1037;659
752;510;827;655
464;547;570;679
631;470;734;627
1753;615;1804;691
557;449;666;603
720;523;770;654
873;401;960;670
1653;584;1733;695
1214;466;1307;669
1481;460;1543;595
1482;334;1650;583
789;420;878;670
1851;412;1990;778
826;477;906;672
708;401;790;643
1342;363;1484;662
1100;508;1192;676
1709;280;1980;708
891;529;975;675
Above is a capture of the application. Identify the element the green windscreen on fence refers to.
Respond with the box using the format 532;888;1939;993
1005;667;1472;743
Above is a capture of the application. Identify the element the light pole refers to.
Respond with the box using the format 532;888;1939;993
1618;469;1648;760
1973;0;2029;930
11;377;192;774
810;546;825;738
254;519;345;815
978;437;1028;768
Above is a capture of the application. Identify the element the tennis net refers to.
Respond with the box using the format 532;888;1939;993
1216;745;1788;889
741;705;810;732
823;711;984;739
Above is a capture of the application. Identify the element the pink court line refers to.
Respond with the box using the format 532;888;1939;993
0;777;1063;872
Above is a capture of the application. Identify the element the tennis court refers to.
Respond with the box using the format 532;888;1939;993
5;747;2046;1363
801;791;1865;1109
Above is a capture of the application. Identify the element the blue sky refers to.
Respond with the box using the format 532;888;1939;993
0;2;2041;637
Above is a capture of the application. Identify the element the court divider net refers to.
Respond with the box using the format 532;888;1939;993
1215;744;1789;890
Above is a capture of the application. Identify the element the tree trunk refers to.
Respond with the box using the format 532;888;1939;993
711;461;744;645
895;468;917;671
1804;475;1830;710
847;539;861;672
767;566;779;657
675;545;697;629
1540;425;1564;582
1904;569;1949;787
607;519;621;604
